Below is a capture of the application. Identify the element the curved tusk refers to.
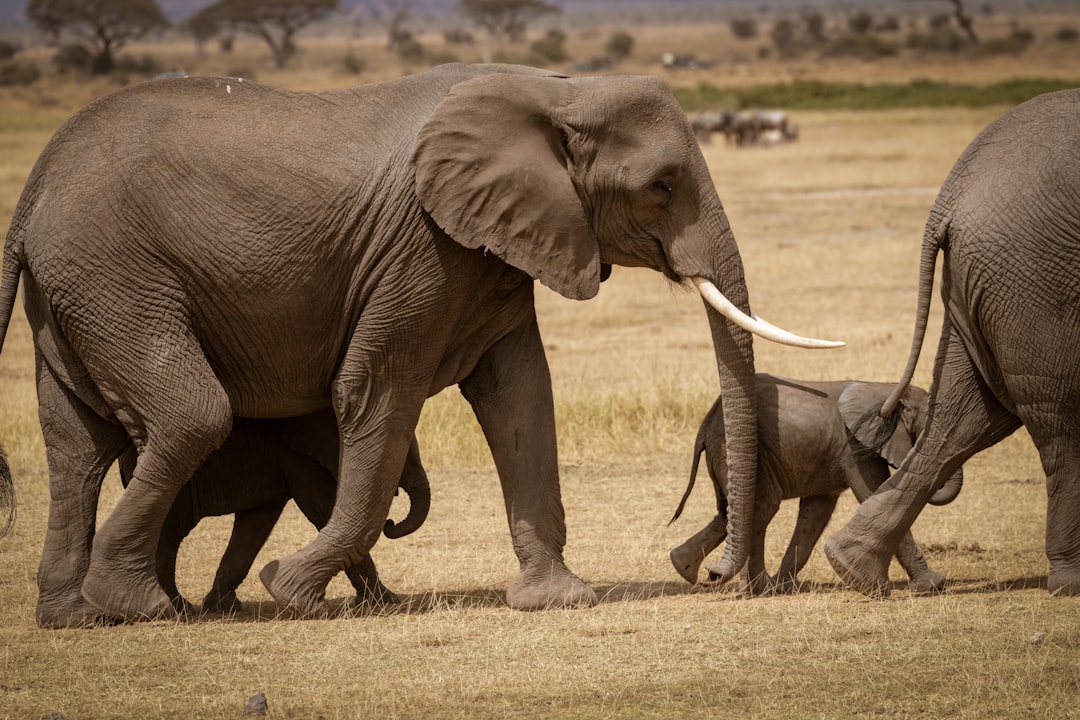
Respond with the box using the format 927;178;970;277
691;277;846;349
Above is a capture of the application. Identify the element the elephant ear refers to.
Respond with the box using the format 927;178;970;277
413;73;600;301
839;382;913;468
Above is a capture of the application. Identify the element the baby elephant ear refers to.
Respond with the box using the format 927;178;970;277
838;382;914;468
413;73;600;301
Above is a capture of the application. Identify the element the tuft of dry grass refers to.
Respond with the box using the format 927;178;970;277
2;21;1079;720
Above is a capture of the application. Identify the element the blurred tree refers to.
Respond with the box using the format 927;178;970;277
847;10;873;35
729;17;758;39
360;0;415;51
27;0;169;74
184;0;340;69
604;30;634;60
458;0;560;46
529;27;565;64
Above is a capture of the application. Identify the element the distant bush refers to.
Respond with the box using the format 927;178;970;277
342;52;365;74
823;34;899;59
0;40;19;60
530;28;568;64
396;33;425;63
52;43;94;72
605;31;634;60
730;17;758;39
876;15;900;32
847;11;874;35
0;59;40;86
770;19;799;57
443;27;475;44
906;26;967;52
976;26;1033;56
1055;26;1078;42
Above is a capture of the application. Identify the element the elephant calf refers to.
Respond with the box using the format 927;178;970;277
119;411;429;614
669;374;962;595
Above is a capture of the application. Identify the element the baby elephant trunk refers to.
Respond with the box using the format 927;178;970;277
382;438;431;539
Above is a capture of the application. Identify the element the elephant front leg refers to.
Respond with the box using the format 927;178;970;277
461;318;597;611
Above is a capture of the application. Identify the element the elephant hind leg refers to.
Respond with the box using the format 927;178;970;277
34;361;130;629
1024;421;1080;595
82;334;234;623
825;328;1021;597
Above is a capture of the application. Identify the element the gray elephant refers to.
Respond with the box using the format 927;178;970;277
669;375;962;595
0;63;840;628
117;412;430;615
824;88;1080;597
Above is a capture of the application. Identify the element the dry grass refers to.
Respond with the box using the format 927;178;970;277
2;18;1079;720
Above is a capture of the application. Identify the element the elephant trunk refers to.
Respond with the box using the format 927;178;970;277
700;300;757;585
928;467;963;506
0;446;13;540
383;445;431;539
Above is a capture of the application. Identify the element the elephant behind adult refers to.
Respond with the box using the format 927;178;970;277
1;63;840;627
824;88;1080;597
117;412;430;615
668;375;962;595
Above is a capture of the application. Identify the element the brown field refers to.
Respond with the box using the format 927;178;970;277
1;14;1079;720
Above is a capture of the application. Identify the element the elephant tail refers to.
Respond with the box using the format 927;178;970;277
881;213;949;417
669;398;721;526
0;446;14;540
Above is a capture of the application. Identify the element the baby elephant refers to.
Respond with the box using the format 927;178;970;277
669;374;963;595
119;411;429;614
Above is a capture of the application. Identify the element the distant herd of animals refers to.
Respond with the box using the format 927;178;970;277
0;63;1076;630
691;108;800;146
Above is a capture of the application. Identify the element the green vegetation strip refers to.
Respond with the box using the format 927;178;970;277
673;77;1080;111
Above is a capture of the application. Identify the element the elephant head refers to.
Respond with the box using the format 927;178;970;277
412;70;842;586
838;382;962;505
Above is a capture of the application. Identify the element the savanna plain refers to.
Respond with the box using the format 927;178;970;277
2;12;1080;720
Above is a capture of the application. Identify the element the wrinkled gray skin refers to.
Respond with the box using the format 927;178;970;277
1;63;767;627
824;89;1080;597
117;412;430;615
669;375;963;595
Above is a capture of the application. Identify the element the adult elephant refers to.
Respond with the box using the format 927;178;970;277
116;413;430;615
824;88;1080;597
668;375;962;595
0;63;841;627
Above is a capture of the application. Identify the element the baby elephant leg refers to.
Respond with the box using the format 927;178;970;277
670;514;727;584
202;502;287;613
895;532;946;593
774;494;839;593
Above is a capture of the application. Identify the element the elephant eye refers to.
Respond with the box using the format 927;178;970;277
652;179;674;206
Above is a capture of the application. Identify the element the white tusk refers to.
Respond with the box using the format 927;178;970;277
691;277;845;349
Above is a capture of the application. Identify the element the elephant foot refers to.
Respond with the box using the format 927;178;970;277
1047;566;1080;596
506;567;597;611
907;570;947;594
669;544;706;584
170;593;198;616
35;592;104;629
350;581;401;608
259;559;330;619
770;574;802;595
81;565;176;623
823;532;892;598
201;589;242;614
